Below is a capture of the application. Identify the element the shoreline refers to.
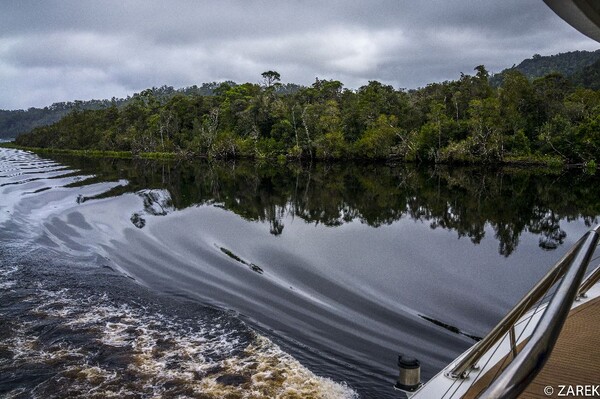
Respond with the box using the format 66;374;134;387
0;141;575;169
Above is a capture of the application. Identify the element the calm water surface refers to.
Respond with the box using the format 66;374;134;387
1;148;599;398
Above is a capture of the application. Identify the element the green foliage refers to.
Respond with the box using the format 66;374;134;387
287;144;303;159
315;131;347;159
0;84;245;140
584;159;597;175
576;113;600;163
504;129;531;155
353;115;399;159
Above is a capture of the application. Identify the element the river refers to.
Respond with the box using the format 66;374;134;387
1;148;598;398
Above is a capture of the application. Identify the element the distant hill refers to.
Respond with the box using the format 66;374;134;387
0;99;125;140
491;50;600;87
513;50;600;78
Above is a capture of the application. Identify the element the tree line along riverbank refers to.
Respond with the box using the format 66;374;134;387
12;67;600;167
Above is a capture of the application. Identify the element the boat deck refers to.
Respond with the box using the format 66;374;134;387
463;296;600;398
520;296;600;398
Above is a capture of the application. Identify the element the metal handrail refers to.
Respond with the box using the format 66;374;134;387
578;262;600;298
447;234;585;378
478;226;600;399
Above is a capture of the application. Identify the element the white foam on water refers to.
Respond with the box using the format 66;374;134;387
0;264;19;289
1;275;358;399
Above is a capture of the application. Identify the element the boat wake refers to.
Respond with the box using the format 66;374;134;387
0;148;357;398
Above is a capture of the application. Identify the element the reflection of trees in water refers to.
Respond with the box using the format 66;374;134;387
529;209;566;250
267;205;286;236
129;189;174;229
50;154;600;257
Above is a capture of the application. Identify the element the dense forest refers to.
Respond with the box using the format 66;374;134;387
6;51;599;142
0;82;303;139
0;83;234;139
13;63;600;165
0;85;217;139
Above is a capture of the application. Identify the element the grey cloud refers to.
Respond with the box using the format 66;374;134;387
1;0;598;109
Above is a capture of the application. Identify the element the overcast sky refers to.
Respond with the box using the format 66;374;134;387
1;0;598;110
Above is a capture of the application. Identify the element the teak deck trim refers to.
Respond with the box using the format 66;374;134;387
519;296;600;398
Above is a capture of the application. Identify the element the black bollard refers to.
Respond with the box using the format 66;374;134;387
395;354;422;393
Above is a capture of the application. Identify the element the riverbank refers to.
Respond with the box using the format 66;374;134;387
1;142;572;169
0;142;177;160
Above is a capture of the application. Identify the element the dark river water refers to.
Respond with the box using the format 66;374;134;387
1;147;599;398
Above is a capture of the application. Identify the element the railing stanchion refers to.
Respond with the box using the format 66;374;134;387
509;327;517;360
